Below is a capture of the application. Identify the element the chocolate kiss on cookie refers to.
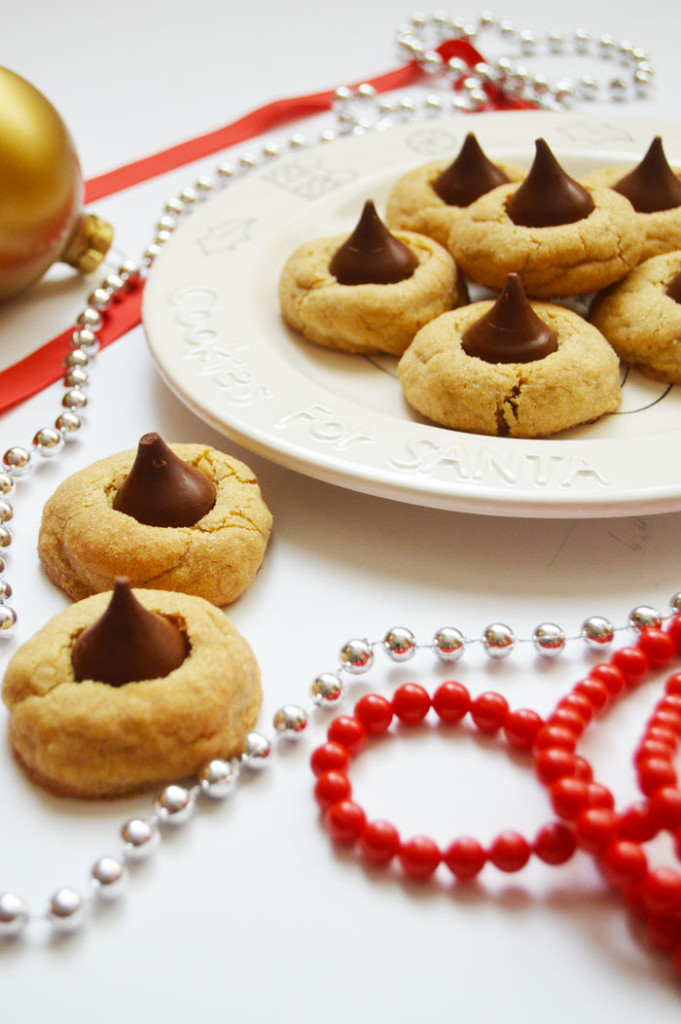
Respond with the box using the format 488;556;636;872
506;138;594;228
614;137;681;214
71;578;189;686
432;132;509;206
667;267;681;303
329;200;418;284
462;273;557;364
113;432;216;527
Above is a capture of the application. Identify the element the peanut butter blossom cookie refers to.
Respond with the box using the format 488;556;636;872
278;199;467;355
398;274;621;438
449;138;644;298
38;433;272;606
385;132;525;247
581;137;681;261
1;580;262;798
589;250;681;384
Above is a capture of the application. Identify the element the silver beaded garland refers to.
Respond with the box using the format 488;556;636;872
199;759;239;799
532;623;567;658
311;672;346;707
628;605;663;631
155;785;195;825
273;704;308;738
242;732;272;768
121;818;160;861
433;626;465;662
383;626;417;661
581;616;616;648
340;638;374;674
482;623;516;659
91;856;127;901
48;887;84;933
0;892;28;938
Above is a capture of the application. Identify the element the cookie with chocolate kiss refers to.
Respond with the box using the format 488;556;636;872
385;132;525;247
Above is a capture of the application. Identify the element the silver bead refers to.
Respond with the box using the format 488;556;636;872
121;818;159;861
420;50;444;74
32;427;64;457
64;367;88;389
398;97;417;116
164;197;185;217
333;85;354;103
199;759;239;799
598;34;616;58
75;307;102;331
574;29;591;53
479;10;498;29
609;76;629;99
383;627;417;662
532;623;566;657
0;580;13;601
310;672;345;707
580;74;599;97
0;472;15;498
262;141;281;158
48;888;84;933
0;526;11;549
242;732;271;769
447;57;468;77
0;605;17;636
628;605;662;631
62;389;87;412
102;273;126;297
340;638;374;674
273;704;308;738
554;79;578;106
433;627;465;662
581;616;615;648
64;348;89;369
634;70;653;95
156;214;178;234
482;623;516;658
117;259;141;284
356;82;376;100
155;229;173;247
320;129;337;143
91;856;127;901
0;500;13;524
670;592;681;614
0;555;5;575
155;784;195;825
0;892;28;938
288;134;306;150
55;411;82;437
71;328;100;354
2;446;31;476
424;94;443;111
143;244;161;267
179;186;199;205
547;30;565;53
216;162;236;184
87;287;111;310
519;30;536;54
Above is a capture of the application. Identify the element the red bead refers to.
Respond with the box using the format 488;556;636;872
600;839;648;889
634;739;676;763
589;663;625;697
534;747;577;786
642;868;681;915
503;708;543;751
392;683;431;724
314;770;352;810
310;741;350;776
637;757;678;796
432;681;470;723
661;694;681;713
572;756;594;782
650;709;681;735
488;831;531;873
666;617;681;655
399;835;441;879
533;822;576;865
574;677;610;713
324;800;366;844
573;807;620;853
586;783;615;809
666;671;681;695
546;708;585;736
610;646;649;686
557;693;593;725
550;777;591;820
532;724;577;754
618;801;658;842
327;716;367;756
649;786;681;830
443;836;487;879
359;820;401;865
354;694;393;735
470;691;509;734
645;725;678;750
637;628;675;669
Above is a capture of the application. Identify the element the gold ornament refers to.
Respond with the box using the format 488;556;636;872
0;66;113;302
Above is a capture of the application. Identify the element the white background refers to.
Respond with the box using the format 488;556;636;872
2;1;681;1020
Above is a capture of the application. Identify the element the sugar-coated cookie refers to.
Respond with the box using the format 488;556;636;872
1;586;262;798
279;200;467;355
38;438;272;605
385;132;525;248
589;250;681;384
398;282;622;438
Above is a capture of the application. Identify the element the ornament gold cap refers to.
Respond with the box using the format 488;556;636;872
61;213;114;274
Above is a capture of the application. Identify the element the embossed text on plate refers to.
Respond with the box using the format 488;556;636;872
275;404;375;451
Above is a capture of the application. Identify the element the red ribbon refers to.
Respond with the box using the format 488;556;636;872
0;41;533;416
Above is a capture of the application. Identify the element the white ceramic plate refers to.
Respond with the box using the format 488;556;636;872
142;110;681;518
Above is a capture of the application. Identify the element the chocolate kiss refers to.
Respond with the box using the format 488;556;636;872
667;267;681;304
506;138;595;228
461;274;558;364
432;132;509;206
113;432;216;528
329;200;418;285
614;137;681;214
71;579;189;686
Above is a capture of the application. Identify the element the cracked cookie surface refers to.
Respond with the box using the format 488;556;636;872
1;588;262;798
448;183;643;297
38;443;272;605
589;250;681;384
278;229;466;355
398;302;622;437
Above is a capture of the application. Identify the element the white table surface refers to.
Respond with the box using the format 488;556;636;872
2;2;681;1020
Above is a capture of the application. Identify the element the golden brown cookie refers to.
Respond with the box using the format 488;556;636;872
1;588;262;798
278;214;466;355
38;443;272;605
398;300;622;438
449;182;644;298
589;251;681;383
